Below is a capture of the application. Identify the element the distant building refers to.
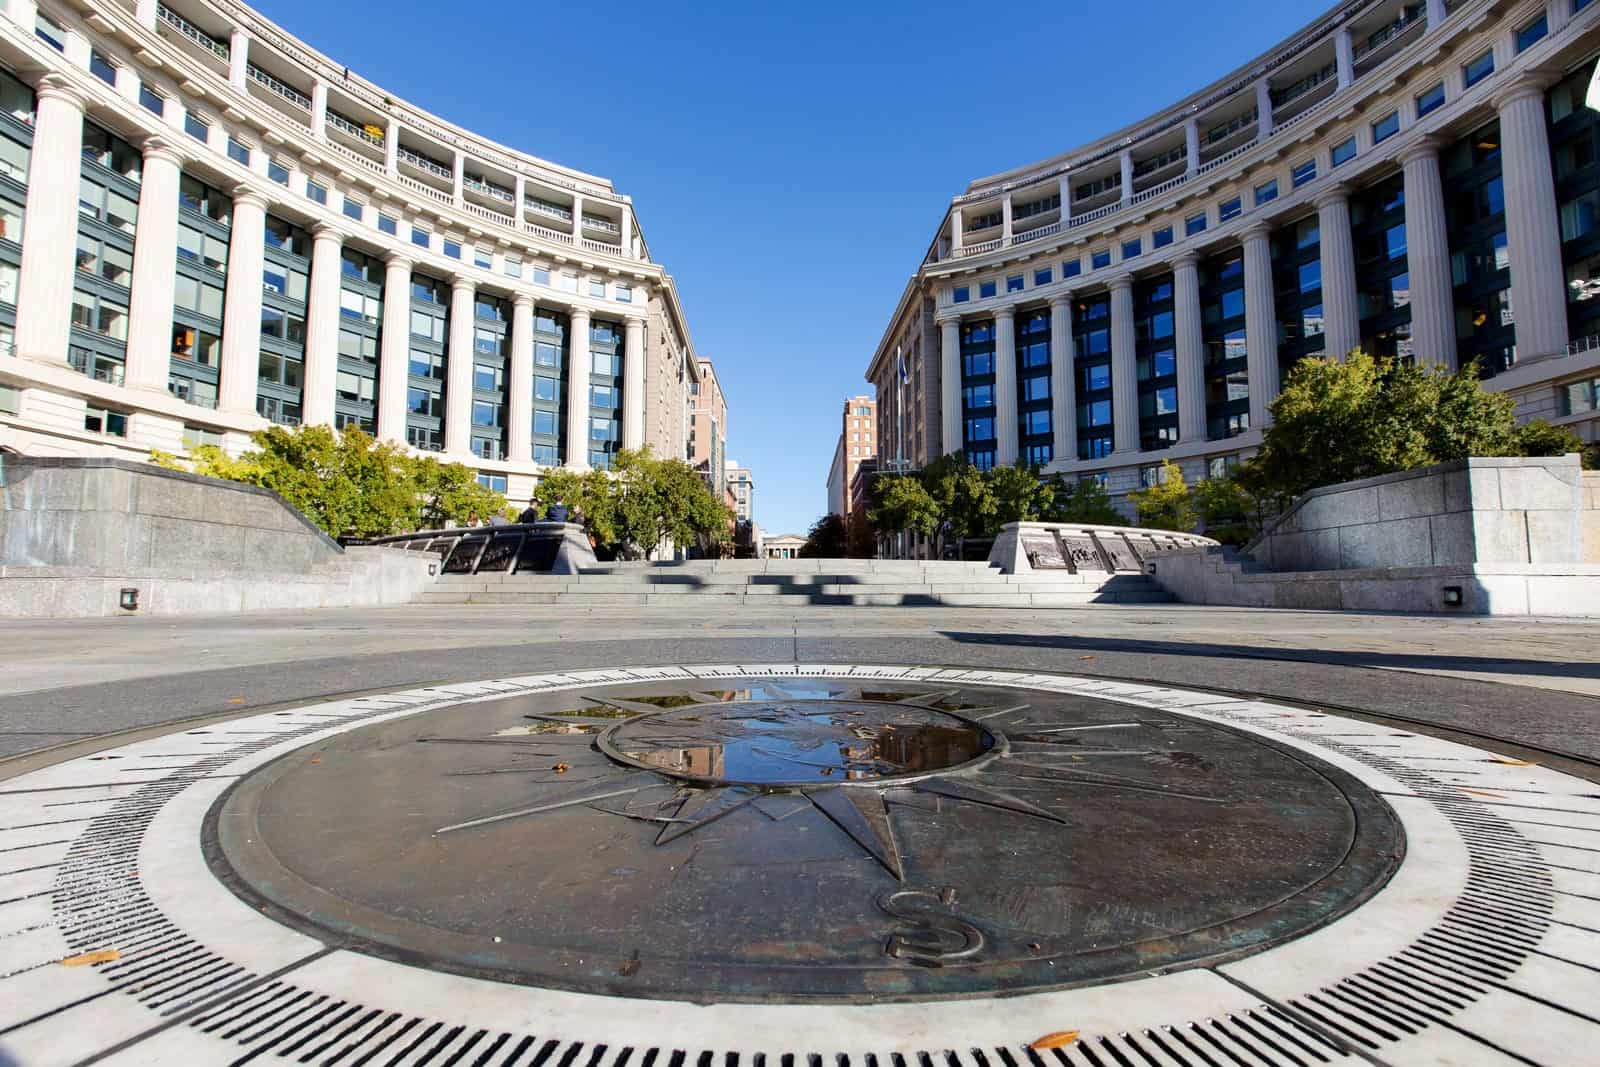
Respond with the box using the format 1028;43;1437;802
826;395;876;519
726;461;754;522
763;534;806;560
688;359;728;501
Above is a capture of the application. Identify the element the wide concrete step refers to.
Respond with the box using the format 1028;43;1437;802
418;587;1176;607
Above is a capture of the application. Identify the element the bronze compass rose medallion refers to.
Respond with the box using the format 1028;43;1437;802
210;675;1401;1003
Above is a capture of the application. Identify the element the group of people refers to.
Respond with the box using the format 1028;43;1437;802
458;501;578;528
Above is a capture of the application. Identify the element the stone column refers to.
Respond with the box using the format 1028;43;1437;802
375;253;412;443
218;188;267;415
384;119;399;175
1173;252;1206;444
1335;28;1354;90
1058;175;1072;222
1109;275;1138;453
1316;186;1360;361
1241;223;1279;428
310;79;327;141
622;314;646;450
300;225;344;428
620;206;635;260
565;306;592;469
14;76;85;365
451;150;464;205
444;276;476;455
939;315;961;458
1119;149;1134;203
228;29;249;91
1496;76;1570;360
1001;195;1013;244
1255;79;1273;141
123;138;184;393
1425;0;1446;27
994;307;1018;466
135;0;157;27
949;211;963;254
1049;295;1075;464
1184;119;1200;175
1400;138;1458;368
506;293;534;462
571;194;585;242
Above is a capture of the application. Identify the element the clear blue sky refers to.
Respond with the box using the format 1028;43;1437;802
259;0;1318;537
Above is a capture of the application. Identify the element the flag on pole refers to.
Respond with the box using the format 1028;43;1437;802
896;345;908;384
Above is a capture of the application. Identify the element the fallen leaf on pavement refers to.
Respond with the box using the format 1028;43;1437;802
1030;1031;1080;1050
61;949;120;966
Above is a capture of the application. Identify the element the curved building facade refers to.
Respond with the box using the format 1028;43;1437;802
0;0;702;504
868;0;1600;508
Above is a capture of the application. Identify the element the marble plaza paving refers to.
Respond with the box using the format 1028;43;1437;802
1;603;1597;1066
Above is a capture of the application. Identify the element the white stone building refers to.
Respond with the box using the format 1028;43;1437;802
867;0;1600;512
0;0;703;506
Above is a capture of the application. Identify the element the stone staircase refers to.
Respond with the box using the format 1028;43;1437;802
418;558;1175;607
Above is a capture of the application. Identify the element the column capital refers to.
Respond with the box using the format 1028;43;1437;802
34;74;87;110
1048;293;1073;309
512;292;535;309
449;273;476;293
1490;70;1561;111
140;136;186;167
934;312;962;326
383;250;414;270
230;184;270;210
622;311;647;326
993;304;1016;322
1312;183;1352;210
1395;136;1444;166
1239;220;1273;242
1108;272;1135;292
1171;249;1202;269
569;304;592;320
309;221;348;243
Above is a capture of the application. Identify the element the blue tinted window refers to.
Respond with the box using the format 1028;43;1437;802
343;198;362;221
1219;197;1242;221
534;410;557;436
979;280;997;299
1063;259;1081;278
268;160;289;185
227;139;251;166
1122;238;1141;260
1463;51;1494;88
444;241;461;260
139;87;164;116
411;228;430;249
1515;15;1547;52
1416;83;1445;117
1371;112;1399;144
1007;275;1024;293
1292;159;1317;187
1185;212;1207;236
185;113;209;142
1254;180;1277;206
1034;268;1053;286
953;286;970;303
1091;249;1111;269
1331;138;1356;167
306;180;327;205
378;214;397;235
1153;226;1173;249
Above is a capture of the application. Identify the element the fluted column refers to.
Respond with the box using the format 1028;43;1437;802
375;253;412;443
1119;150;1133;204
218;188;268;415
949;213;963;254
1400;139;1458;368
622;314;646;450
1335;28;1354;90
301;224;344;428
1241;223;1279;429
507;293;534;462
1173;252;1206;444
1184;119;1200;176
444;276;476;455
1109;275;1138;454
1496;77;1570;360
1255;79;1273;141
1001;195;1013;244
1049;295;1074;464
993;307;1018;466
565;306;592;470
1316;187;1360;361
228;30;249;91
939;315;962;457
15;76;85;365
124;138;184;392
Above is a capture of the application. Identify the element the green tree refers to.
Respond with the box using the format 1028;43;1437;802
987;463;1054;529
1042;474;1126;526
1128;460;1197;532
410;454;505;530
1192;474;1261;546
923;455;996;541
1249;351;1526;501
868;474;942;543
538;448;730;560
799;513;849;558
1514;418;1586;459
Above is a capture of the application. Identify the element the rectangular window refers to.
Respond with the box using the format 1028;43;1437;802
979;280;997;299
227;139;251;166
1219;197;1242;221
1063;259;1081;278
1122;238;1141;260
1255;180;1278;206
1330;137;1357;167
1371;111;1400;144
443;240;461;260
306;179;327;205
1416;82;1445;118
535;341;559;367
139;86;164;116
342;197;363;221
534;409;558;436
378;214;397;235
91;51;116;85
1462;51;1494;89
504;254;522;279
1034;268;1053;285
1292;159;1317;187
474;247;492;270
590;279;606;297
1152;226;1173;249
535;376;559;402
1091;249;1111;269
616;283;632;302
1185;212;1208;236
1516;14;1547;52
1006;275;1024;293
35;12;65;51
184;112;209;142
267;159;289;185
411;227;430;249
533;266;551;286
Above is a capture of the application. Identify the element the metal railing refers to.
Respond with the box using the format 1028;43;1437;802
396;145;452;180
1353;10;1426;63
326;110;384;147
464;176;513;202
156;3;229;62
582;216;620;235
246;64;311;109
526;199;572;221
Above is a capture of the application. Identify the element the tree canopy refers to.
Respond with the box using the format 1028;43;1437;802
531;448;732;559
151;425;505;538
798;513;849;558
1128;460;1196;532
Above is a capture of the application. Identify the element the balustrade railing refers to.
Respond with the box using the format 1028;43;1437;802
396;173;451;204
326;110;384;147
246;64;311;109
526;199;572;221
156;3;229;61
396;146;452;180
528;222;574;245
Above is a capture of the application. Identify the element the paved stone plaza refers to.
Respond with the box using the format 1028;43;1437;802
2;603;1598;1066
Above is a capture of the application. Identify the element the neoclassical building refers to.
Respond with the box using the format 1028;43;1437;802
867;0;1600;506
0;0;703;504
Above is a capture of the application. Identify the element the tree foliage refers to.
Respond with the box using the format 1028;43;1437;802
799;513;849;558
151;425;504;538
1128;460;1197;532
1042;474;1126;526
868;455;1071;555
530;448;731;559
